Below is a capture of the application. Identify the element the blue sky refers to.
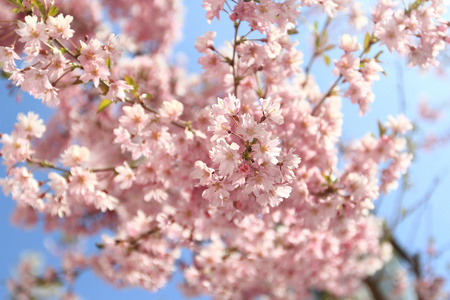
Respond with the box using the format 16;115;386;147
2;1;450;299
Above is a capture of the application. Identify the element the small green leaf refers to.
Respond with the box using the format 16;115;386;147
313;21;319;32
377;119;387;137
48;6;58;17
256;88;264;98
60;47;66;54
364;32;371;53
31;0;46;18
374;50;383;60
105;56;111;71
72;78;83;85
323;55;331;66
321;30;328;45
97;99;113;113
323;44;336;52
99;82;109;95
315;35;320;48
287;28;298;35
124;75;138;95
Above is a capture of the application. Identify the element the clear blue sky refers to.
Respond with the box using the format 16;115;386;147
2;1;450;299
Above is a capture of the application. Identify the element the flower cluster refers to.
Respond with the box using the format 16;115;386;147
0;10;129;106
193;94;300;210
333;34;383;114
373;0;448;68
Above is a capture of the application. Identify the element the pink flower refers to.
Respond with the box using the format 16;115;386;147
202;0;226;22
47;172;68;196
260;97;284;125
68;167;97;196
280;149;301;181
191;161;215;186
106;80;132;102
43;50;70;82
252;135;281;164
236;113;267;142
114;162;135;190
79;61;110;88
257;184;292;207
60;145;90;167
0;46;20;72
119;104;151;134
46;14;75;40
375;21;408;53
212;94;241;117
15;15;48;45
210;139;240;177
79;39;106;65
339;34;361;52
94;191;118;212
385;114;413;134
15;112;46;139
159;99;184;122
195;31;216;53
208;115;230;141
202;182;232;207
243;171;274;196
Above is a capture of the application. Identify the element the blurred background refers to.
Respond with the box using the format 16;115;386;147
1;1;450;299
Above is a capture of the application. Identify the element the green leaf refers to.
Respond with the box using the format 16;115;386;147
99;82;109;95
31;0;46;19
124;75;138;95
97;99;113;113
321;30;328;45
105;56;111;71
323;55;330;66
60;47;66;54
323;44;336;52
287;28;298;35
377;119;387;137
72;76;83;85
364;32;371;53
374;50;383;60
48;6;58;17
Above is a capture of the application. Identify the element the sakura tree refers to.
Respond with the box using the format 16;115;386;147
1;0;449;299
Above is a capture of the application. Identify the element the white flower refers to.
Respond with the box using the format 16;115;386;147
339;34;361;52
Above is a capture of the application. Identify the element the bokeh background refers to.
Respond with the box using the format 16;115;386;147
1;1;450;299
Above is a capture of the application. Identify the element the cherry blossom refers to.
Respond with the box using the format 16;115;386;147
1;0;449;299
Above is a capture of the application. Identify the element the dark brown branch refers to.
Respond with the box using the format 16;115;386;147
364;277;388;300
